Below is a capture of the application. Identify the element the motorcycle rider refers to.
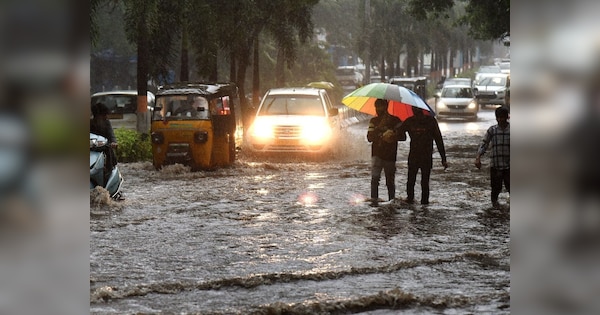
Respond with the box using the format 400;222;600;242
90;102;118;172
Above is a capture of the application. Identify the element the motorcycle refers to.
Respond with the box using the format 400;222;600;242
90;133;123;200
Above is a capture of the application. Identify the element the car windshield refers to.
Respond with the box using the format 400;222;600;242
391;82;416;90
478;66;501;73
442;87;473;98
447;78;470;83
498;62;510;70
92;94;137;114
336;68;354;76
478;76;506;86
259;95;325;116
154;95;211;120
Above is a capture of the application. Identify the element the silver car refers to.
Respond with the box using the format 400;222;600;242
473;73;510;107
435;85;479;120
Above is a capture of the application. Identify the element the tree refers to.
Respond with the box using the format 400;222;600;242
312;0;360;66
264;0;317;87
459;0;509;41
408;0;509;41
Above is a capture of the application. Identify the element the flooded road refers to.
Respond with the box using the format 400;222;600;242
90;107;509;314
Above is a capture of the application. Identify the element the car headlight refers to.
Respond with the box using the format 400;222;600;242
436;101;446;109
194;130;209;143
151;132;164;144
301;121;331;144
90;138;107;148
250;122;274;139
468;101;477;109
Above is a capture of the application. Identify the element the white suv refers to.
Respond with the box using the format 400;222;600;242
246;87;340;156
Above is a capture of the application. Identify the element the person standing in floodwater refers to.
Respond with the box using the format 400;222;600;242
367;99;405;207
398;106;448;205
475;106;510;207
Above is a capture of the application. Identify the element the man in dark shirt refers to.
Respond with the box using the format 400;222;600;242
398;106;448;205
367;99;405;206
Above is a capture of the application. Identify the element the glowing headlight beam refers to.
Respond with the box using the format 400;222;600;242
251;123;274;139
301;122;331;143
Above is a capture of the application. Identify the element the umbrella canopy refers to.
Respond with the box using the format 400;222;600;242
342;82;435;121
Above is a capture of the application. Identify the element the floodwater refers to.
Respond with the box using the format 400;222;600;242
90;108;510;314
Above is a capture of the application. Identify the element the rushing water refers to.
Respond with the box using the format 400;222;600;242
90;111;509;314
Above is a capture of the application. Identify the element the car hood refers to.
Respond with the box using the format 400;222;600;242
254;115;328;126
475;85;506;92
439;97;475;105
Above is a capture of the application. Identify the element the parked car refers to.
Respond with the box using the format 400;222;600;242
474;65;502;86
434;85;478;120
91;90;155;132
335;66;363;91
473;73;510;107
497;61;511;74
389;76;428;101
245;87;340;157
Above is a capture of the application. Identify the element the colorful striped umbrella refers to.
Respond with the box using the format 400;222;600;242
342;82;435;121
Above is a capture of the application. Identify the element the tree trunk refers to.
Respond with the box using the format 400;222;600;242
230;51;236;83
405;48;411;76
252;38;260;108
380;54;385;80
180;25;189;82
465;48;471;71
208;42;218;82
364;0;370;85
431;50;437;82
440;49;446;77
275;47;285;87
395;53;401;76
449;48;455;77
136;17;149;135
235;44;252;128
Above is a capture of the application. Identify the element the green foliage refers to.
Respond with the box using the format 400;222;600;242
408;0;509;41
459;0;510;40
114;128;152;162
455;68;477;80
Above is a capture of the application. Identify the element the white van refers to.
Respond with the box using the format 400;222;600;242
91;90;155;132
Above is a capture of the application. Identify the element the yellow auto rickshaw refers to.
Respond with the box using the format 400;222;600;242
150;83;243;170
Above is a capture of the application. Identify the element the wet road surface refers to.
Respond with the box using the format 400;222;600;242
90;107;509;314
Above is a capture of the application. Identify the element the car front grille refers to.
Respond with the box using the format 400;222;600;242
477;91;498;99
273;125;302;138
